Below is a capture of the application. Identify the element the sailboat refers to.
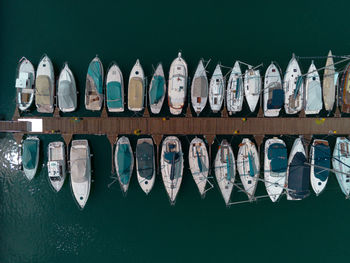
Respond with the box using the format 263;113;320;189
188;137;209;197
263;63;283;117
128;59;145;112
237;138;260;200
149;63;166;114
47;141;66;192
332;137;350;197
209;64;225;113
339;62;350;113
323;50;336;112
244;66;261;112
115;136;134;193
264;138;287;202
85;56;104;111
191;60;208;115
106;63;124;112
168;52;188;115
136;138;155;195
310;139;330;196
305;61;322;115
284;54;303;114
214;140;235;205
160;136;183;205
16;57;35;111
22;136;40;181
226;61;244;115
57;63;77;112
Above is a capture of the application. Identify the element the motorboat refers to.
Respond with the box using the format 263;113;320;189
16;57;35;111
85;56;104;111
22;136;40;180
136;138;155;195
106;63;124;112
128;59;145;112
149;63;166;114
47;141;66;192
57;63;77;112
35;55;54;113
332;137;350;197
115;136;134;193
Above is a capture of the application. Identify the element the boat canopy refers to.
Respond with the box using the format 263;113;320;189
314;144;330;182
117;144;132;185
193;76;208;98
136;142;154;180
150;76;165;104
306;81;322;111
268;143;287;173
71;147;88;183
22;139;38;170
58;80;75;109
267;89;284;109
36;76;51;105
288;152;310;199
128;77;143;109
88;61;103;94
107;81;123;108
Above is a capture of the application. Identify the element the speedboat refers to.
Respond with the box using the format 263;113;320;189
47;141;66;192
160;136;183;205
22;136;40;180
106;63;124;112
263;63;283;117
339;62;350;113
237;138;260;200
136;138;155;195
70;139;91;209
168;52;188;115
323;50;336;112
149;63;166;114
264;138;287;202
57;63;77;112
85;56;104;111
214;140;235;205
191;60;208;115
305;61;322;115
188;137;209;197
226;61;243;115
128;59;145;112
16;57;35;111
310;139;330;196
332;137;350;197
286;138;310;200
244;66;261;112
209;64;224;113
284;54;303;114
115;136;134;193
35;55;54;113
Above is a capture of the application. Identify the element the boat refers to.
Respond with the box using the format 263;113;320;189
47;141;66;192
160;136;183;205
237;138;260;200
106;63;124;112
310;139;330;196
209;64;225;113
22;136;40;180
115;136;134;193
214;140;235;205
70;139;91;209
188;137;209;197
128;59;145;112
16;57;35;111
136;138;155;195
286;138;310;200
244;66;261;112
85;56;104;111
264;138;287;202
332;137;350;197
149;63;166;114
226;61;243;115
283;54;304;114
305;61;322;115
263;63;284;117
35;55;55;113
323;50;336;112
57;63;77;112
339;62;350;113
191;60;208;115
168;52;188;115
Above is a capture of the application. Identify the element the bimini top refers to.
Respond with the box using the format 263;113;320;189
58;80;75;109
107;81;123;108
288;152;310;199
117;144;133;185
22;139;38;170
136;142;154;180
150;75;165;105
267;89;284;109
314;144;330;182
268;143;287;173
87;60;103;94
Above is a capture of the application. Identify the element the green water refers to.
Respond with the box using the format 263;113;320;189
1;0;350;262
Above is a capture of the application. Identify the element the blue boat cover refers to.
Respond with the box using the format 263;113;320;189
136;142;154;180
107;81;123;108
117;144;132;185
150;76;165;104
22;139;38;170
235;78;241;98
196;149;203;173
267;89;284;109
314;144;330;182
88;61;103;94
226;154;233;180
268;143;287;173
288;152;310;199
248;152;256;177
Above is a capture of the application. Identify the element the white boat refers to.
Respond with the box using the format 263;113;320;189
188;137;209;197
136;138;155;195
237;138;260;200
35;55;55;113
160;136;183;205
209;64;224;113
264;138;287;202
149;63;166;114
244;67;261;112
128;59;145;112
332;137;350;197
57;63;77;112
310;139;330;196
191;60;208;115
323;50;336;112
115;136;134;193
106;63;124;112
284;54;304;114
70;139;91;209
263;63;283;117
16;57;35;111
305;61;322;115
214;140;235;205
47;141;66;192
85;56;104;111
168;52;188;115
226;61;243;115
22;136;40;181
